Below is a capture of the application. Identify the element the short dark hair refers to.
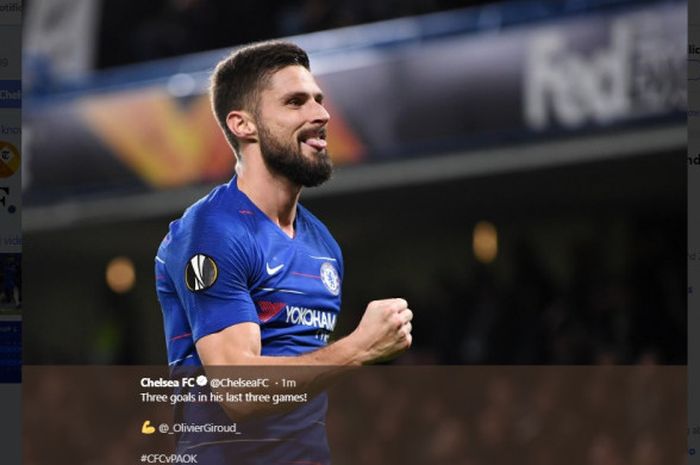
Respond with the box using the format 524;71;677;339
210;40;310;156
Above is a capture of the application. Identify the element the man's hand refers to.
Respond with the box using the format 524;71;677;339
348;298;413;364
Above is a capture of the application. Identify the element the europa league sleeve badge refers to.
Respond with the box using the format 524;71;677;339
185;254;218;292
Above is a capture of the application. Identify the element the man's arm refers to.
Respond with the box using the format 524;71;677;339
196;298;412;366
196;298;413;418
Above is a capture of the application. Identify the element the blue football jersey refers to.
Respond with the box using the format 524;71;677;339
155;176;343;366
155;176;343;464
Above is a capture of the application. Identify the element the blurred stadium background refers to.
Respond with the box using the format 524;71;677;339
22;0;686;365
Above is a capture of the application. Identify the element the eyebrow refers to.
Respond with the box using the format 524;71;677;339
280;91;324;102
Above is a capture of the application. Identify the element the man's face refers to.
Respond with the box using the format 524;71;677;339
254;65;332;187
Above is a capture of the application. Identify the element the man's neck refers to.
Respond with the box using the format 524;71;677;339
236;154;301;238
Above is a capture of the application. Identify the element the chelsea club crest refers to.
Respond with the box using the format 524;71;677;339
320;262;340;296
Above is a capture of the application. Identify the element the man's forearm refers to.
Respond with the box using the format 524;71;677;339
197;299;412;419
228;333;366;366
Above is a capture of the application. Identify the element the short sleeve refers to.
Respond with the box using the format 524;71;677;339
167;214;261;342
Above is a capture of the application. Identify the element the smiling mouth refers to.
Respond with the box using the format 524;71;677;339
299;128;328;151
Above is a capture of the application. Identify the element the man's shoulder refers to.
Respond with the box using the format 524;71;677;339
186;179;256;227
162;180;258;255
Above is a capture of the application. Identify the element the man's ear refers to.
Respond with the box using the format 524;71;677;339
226;111;257;142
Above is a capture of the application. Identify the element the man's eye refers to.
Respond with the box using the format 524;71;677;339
287;98;302;106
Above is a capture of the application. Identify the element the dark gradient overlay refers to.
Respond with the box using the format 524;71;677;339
23;366;685;465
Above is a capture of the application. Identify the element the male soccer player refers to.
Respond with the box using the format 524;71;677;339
155;41;413;463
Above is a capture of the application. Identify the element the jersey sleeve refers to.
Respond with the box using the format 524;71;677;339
166;213;262;342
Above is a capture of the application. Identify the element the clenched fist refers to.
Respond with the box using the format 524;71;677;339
349;298;413;364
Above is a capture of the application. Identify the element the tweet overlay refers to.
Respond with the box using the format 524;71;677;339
24;366;685;465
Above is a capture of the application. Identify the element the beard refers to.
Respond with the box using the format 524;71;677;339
257;121;333;188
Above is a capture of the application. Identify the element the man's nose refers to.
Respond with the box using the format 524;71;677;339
309;100;330;124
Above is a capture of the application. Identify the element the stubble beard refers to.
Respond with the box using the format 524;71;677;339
257;121;333;188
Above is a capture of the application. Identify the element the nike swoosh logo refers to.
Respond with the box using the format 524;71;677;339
266;263;284;275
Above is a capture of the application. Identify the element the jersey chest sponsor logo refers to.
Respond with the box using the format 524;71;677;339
255;302;336;332
285;305;337;331
184;254;218;292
